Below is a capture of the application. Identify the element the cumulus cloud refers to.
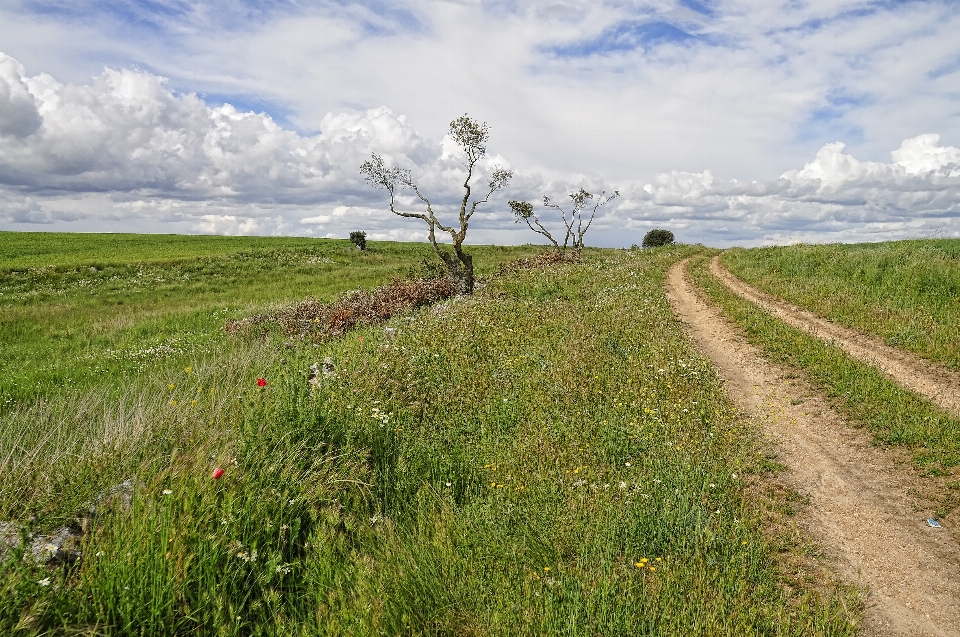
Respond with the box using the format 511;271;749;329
611;134;960;245
0;55;42;138
1;52;959;246
0;54;443;206
892;134;960;176
0;53;524;238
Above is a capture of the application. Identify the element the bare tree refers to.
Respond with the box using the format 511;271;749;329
508;200;561;251
509;188;619;255
361;115;512;294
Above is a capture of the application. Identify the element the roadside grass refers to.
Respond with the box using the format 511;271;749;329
721;240;960;370
688;254;960;513
0;245;860;635
0;233;540;410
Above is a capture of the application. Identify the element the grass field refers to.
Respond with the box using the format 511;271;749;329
688;254;960;515
721;240;960;370
0;232;542;410
0;234;859;635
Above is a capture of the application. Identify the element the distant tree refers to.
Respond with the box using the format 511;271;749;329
349;230;367;251
509;188;619;256
642;228;674;248
361;115;512;294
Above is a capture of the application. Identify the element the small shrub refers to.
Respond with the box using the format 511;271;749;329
349;231;367;251
642;228;674;248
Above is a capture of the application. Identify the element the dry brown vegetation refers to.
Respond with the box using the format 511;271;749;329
224;251;582;341
493;250;580;276
225;276;456;339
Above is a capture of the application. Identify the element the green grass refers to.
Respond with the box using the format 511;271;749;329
1;232;381;270
0;237;859;635
0;232;541;409
721;240;960;370
688;254;960;485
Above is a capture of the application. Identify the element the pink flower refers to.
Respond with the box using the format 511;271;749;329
212;468;225;479
256;378;268;387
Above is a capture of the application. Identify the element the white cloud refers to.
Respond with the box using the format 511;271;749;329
1;41;960;246
613;134;960;245
0;54;444;205
781;142;894;187
0;54;42;138
892;134;960;176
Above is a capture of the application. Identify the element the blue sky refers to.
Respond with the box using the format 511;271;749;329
1;0;959;245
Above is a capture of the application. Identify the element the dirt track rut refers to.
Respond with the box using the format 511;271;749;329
666;259;960;636
709;256;960;420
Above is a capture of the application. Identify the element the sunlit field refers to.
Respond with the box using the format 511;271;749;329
0;234;858;635
721;239;960;370
0;232;541;410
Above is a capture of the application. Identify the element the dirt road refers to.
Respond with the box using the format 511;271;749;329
709;256;960;420
665;259;960;636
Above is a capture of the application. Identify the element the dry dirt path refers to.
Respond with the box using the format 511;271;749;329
709;256;960;420
665;259;960;636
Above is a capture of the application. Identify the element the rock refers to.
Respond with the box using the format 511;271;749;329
29;526;82;565
0;521;27;561
323;357;336;376
0;478;141;566
384;327;397;337
1;520;82;565
86;478;139;518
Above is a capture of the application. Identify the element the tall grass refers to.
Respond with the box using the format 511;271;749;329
0;246;860;634
721;239;960;370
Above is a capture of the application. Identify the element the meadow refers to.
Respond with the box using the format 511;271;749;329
721;239;960;370
0;232;539;410
0;234;859;635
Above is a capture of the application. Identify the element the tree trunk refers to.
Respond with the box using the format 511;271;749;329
454;248;474;294
435;247;473;295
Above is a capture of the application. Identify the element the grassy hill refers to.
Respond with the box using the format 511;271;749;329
0;234;857;635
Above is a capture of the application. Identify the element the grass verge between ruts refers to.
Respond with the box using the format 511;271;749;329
688;254;960;518
720;240;960;370
0;247;860;635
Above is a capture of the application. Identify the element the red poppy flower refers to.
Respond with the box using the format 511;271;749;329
212;467;225;479
256;378;268;387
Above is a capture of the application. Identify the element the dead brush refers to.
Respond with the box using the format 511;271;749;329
225;250;571;340
225;277;456;339
493;251;579;277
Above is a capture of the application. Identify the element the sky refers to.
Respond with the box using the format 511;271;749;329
1;0;959;247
